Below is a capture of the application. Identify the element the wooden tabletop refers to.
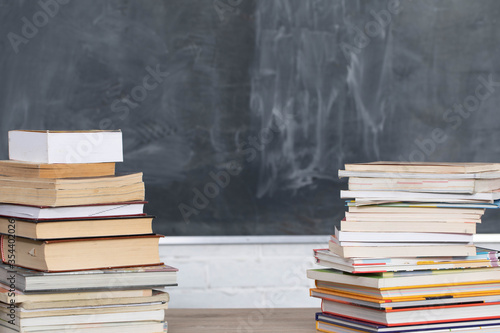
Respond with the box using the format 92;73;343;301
165;308;319;333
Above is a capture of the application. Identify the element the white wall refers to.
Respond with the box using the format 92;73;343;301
159;235;500;309
159;240;328;308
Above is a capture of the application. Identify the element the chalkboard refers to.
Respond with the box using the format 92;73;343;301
1;0;500;235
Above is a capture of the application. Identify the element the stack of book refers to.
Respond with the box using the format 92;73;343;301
0;130;177;333
308;161;500;332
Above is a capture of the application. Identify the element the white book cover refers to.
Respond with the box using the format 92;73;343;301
8;130;123;164
0;202;145;219
334;228;474;243
341;190;500;201
339;169;500;179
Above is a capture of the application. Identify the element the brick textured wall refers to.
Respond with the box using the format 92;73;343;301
159;237;500;308
159;242;328;308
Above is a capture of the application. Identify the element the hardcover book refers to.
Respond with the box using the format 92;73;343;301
0;160;115;178
0;215;154;239
0;262;177;292
0;201;146;220
1;235;163;271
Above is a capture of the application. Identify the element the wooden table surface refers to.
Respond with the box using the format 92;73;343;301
164;308;320;333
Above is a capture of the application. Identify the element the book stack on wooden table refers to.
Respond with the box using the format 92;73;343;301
308;162;500;332
0;130;176;333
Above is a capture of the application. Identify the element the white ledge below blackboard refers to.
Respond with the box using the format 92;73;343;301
159;234;500;245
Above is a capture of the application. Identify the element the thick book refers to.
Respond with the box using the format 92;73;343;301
341;190;500;203
307;267;500;289
314;248;498;274
339;169;500;179
0;160;115;178
321;298;500;326
0;282;153;304
346;204;485;215
340;221;476;233
311;287;500;310
348;177;500;194
0;215;153;239
0;309;165;331
8;130;123;164
316;257;499;274
0;262;177;292
0;301;168;322
329;240;476;258
0;173;144;207
0;172;142;190
2;292;168;314
333;230;474;243
1;235;162;271
315;312;500;333
344;162;500;174
344;211;483;222
0;201;146;220
10;290;169;310
314;248;498;266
